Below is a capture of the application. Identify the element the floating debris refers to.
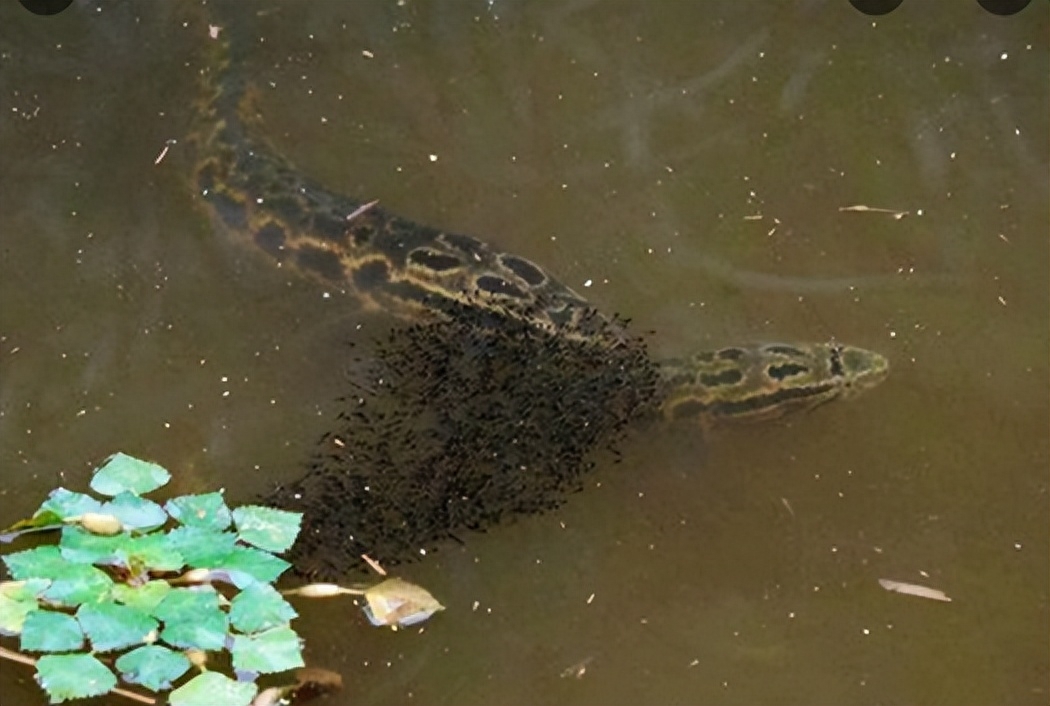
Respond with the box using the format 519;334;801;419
361;553;387;576
839;204;909;220
361;578;444;629
560;656;593;679
878;578;952;602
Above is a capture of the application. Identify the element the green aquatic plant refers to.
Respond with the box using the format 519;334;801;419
0;452;309;705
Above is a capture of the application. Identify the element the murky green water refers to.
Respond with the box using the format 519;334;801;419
1;1;1046;704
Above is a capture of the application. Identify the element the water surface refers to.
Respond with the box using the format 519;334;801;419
1;1;1046;704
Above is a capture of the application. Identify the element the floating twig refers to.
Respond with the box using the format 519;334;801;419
839;204;909;220
878;578;952;602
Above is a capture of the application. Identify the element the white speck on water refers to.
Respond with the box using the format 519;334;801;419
583;279;592;287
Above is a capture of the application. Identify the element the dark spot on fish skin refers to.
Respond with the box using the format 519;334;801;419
312;213;348;242
699;368;744;387
499;255;547;286
717;348;746;361
348;221;377;247
263;195;304;225
408;249;463;272
476;275;527;299
386;280;436;305
441;232;487;258
207;192;248;230
669;398;707;420
767;363;809;381
765;344;805;357
352;260;390;290
196;162;216;193
254;223;287;260
296;245;344;282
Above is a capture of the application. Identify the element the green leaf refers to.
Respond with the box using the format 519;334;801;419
165;526;238;567
100;492;168;532
35;653;116;703
153;587;228;650
0;579;51;635
0;592;38;635
4;548;113;607
39;488;103;521
116;644;191;692
58;525;125;565
20;609;84;652
76;601;158;652
0;578;51;600
115;533;185;573
151;585;221;620
110;580;171;613
229;583;297;633
4;545;67;579
165;492;231;530
208;545;291;588
90;452;171;497
40;564;114;607
169;670;257;706
231;505;302;553
231;626;304;674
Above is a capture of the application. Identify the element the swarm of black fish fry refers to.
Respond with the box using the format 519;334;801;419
262;298;660;579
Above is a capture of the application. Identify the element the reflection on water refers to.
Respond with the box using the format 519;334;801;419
0;1;1046;704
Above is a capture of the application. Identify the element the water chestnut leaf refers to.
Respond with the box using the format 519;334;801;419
169;670;257;706
0;580;51;635
165;492;232;530
35;653;116;703
114;532;185;573
77;601;158;652
100;492;167;532
230;626;304;674
38;488;103;522
231;505;302;553
4;545;67;579
40;564;115;607
206;545;291;588
154;587;228;650
116;644;192;692
21;609;85;652
164;526;238;567
0;578;52;600
229;583;297;633
58;525;125;565
0;592;38;635
90;453;171;497
110;580;172;613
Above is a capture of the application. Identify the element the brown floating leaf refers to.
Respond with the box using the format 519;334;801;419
363;578;445;628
